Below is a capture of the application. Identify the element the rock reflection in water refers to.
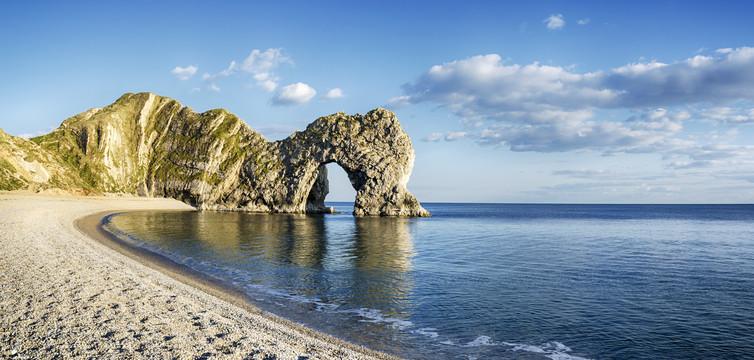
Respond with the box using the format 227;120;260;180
348;216;416;314
109;211;416;316
352;217;414;271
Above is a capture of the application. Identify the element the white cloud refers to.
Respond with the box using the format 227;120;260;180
387;95;412;108
612;60;668;75
203;61;237;81
544;14;565;30
577;18;590;25
241;48;292;92
665;144;754;169
208;83;221;92
475;115;670;152
686;55;713;67
553;169;613;179
423;132;444;142
324;88;344;99
171;65;198;80
625;108;688;133
423;131;468;142
445;131;467;141
253;73;278;92
272;82;317;105
242;48;291;74
702;106;754;124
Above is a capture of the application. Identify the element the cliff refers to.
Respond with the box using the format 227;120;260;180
0;92;429;216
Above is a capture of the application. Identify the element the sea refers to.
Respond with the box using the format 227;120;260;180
103;203;754;359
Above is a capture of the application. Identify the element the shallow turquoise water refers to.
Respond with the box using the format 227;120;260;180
105;203;754;359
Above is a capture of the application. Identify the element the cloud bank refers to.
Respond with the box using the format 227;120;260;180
396;48;754;156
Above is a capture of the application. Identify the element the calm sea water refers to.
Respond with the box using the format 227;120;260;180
105;203;754;359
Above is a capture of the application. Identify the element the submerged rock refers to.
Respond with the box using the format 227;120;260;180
0;92;429;216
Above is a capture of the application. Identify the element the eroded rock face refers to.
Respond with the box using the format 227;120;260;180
0;129;86;192
0;92;429;216
279;110;429;216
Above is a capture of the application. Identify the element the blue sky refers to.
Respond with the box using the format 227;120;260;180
3;0;754;203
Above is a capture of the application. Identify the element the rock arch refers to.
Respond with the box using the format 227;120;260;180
279;109;430;217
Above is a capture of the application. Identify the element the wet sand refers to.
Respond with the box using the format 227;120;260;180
0;193;397;359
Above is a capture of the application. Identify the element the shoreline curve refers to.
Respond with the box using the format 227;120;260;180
75;210;399;360
0;193;398;359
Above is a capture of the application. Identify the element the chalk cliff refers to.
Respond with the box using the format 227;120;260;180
0;92;429;216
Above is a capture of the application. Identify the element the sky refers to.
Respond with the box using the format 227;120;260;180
2;0;754;203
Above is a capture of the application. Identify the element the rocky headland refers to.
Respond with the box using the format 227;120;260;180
0;93;429;216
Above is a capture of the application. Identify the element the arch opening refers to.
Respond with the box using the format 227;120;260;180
325;162;357;203
305;162;359;214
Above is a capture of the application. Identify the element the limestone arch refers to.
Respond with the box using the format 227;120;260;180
281;109;428;217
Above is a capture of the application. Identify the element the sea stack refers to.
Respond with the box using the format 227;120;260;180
0;92;430;217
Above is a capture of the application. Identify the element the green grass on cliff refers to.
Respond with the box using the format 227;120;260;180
0;158;26;190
